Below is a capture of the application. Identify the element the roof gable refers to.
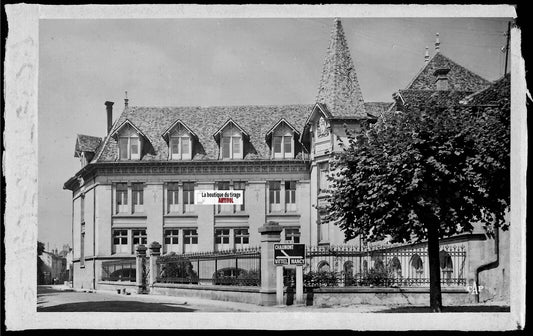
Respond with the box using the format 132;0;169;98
315;19;366;118
110;119;149;140
406;52;490;92
213;118;249;140
74;134;102;158
265;118;300;142
161;119;198;142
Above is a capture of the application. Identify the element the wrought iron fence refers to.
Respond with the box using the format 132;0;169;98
156;247;261;286
299;243;466;288
101;259;136;282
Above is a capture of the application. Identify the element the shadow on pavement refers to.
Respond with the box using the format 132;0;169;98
376;305;510;313
37;300;196;312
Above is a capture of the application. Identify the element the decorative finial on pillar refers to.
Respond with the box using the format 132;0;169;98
124;91;129;108
424;46;430;63
435;33;440;53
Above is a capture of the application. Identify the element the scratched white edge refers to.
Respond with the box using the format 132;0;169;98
3;3;524;331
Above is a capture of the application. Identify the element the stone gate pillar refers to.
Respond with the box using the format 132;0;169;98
135;244;147;294
258;221;283;306
148;241;161;289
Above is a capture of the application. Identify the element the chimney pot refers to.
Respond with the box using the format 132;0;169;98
105;101;114;134
435;33;440;53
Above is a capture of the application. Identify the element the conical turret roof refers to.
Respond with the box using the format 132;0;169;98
316;18;366;118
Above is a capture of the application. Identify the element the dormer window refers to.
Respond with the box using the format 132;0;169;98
170;135;191;160
213;119;248;160
273;135;293;158
110;120;148;161
266;119;299;159
162;119;196;161
221;135;241;159
118;134;140;160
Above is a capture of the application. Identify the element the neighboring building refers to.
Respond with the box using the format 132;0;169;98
64;18;509;304
39;249;68;285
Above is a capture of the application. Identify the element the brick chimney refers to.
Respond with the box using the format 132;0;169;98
434;68;450;91
105;101;114;134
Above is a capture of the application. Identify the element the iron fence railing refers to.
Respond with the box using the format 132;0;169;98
156;247;261;287
297;243;466;288
101;259;136;282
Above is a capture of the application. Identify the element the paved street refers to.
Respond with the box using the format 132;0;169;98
37;285;510;313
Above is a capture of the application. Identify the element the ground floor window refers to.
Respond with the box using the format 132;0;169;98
214;227;250;251
234;229;250;249
112;228;146;255
183;229;198;253
284;228;300;243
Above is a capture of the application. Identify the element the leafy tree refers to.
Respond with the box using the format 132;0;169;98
324;90;510;312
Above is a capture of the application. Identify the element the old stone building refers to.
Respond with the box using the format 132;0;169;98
64;18;509;304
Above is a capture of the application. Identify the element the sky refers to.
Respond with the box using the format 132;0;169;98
38;16;512;251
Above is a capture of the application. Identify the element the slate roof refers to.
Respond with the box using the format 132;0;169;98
396;90;474;109
460;73;510;106
94;105;314;162
316;18;367;118
75;134;102;157
363;102;395;118
406;52;490;92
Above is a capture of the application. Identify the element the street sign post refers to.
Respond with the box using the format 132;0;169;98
274;243;305;306
274;243;305;265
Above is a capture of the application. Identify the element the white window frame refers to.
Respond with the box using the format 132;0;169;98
116;183;129;214
132;183;144;213
131;229;147;254
215;228;231;251
284;228;300;243
284;181;297;212
183;229;198;253
167;183;180;213
234;228;250;250
272;133;294;159
118;134;141;160
164;229;181;254
112;229;129;254
182;182;195;213
220;124;243;160
169;135;192;160
269;181;281;212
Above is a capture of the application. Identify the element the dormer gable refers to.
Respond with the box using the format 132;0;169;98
110;119;149;160
213;119;248;160
74;134;102;167
265;118;300;159
161;119;197;160
300;103;332;149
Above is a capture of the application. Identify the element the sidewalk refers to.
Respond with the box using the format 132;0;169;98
39;285;510;313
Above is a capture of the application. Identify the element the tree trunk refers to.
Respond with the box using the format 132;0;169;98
427;223;443;312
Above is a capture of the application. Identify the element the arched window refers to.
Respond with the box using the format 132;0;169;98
317;260;330;272
410;254;424;278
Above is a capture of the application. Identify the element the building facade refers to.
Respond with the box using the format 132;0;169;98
64;18;509;304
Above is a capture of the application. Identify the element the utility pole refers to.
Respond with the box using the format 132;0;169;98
504;21;511;75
